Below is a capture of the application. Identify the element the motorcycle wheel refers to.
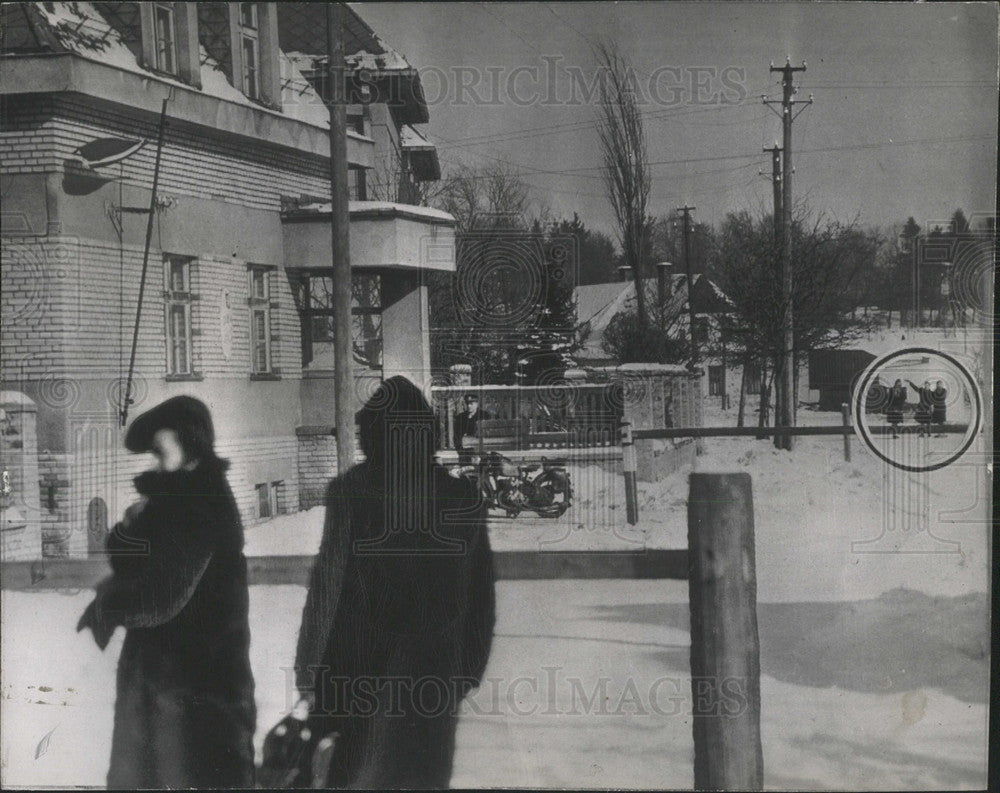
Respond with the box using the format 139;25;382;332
496;488;523;517
534;500;569;519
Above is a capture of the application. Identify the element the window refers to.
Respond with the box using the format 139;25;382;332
248;267;272;374
255;480;283;519
693;317;710;346
347;113;366;136
164;256;193;376
272;480;285;515
152;3;176;74
708;365;726;396
291;271;382;371
348;167;368;201
239;3;260;100
256;482;272;519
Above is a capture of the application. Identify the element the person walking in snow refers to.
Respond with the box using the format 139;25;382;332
77;396;256;788
293;376;496;788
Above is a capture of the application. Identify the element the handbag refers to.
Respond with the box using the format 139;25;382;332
258;712;337;789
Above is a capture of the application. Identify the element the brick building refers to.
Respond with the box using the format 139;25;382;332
1;2;454;557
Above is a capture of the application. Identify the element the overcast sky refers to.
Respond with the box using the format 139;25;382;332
355;1;997;237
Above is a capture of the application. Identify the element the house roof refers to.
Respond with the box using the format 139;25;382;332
573;273;732;362
1;3;420;131
575;281;634;329
400;124;440;181
575;275;710;326
276;4;430;125
283;199;455;226
2;2;358;135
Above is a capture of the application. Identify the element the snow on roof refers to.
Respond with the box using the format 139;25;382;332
588;363;694;374
292;200;455;223
26;3;356;134
575;281;633;326
279;51;333;129
345;47;414;73
400;124;435;150
575;272;732;329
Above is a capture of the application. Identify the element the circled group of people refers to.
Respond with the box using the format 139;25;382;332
867;376;948;438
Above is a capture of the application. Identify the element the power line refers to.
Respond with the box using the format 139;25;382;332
442;131;993;180
432;100;764;153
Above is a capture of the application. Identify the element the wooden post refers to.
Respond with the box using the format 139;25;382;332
326;3;355;472
841;402;851;462
621;420;638;525
687;473;763;791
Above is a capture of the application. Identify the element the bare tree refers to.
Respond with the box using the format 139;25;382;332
711;207;880;430
429;162;570;383
595;42;651;328
435;161;530;232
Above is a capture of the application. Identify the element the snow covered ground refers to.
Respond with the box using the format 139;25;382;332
244;427;990;603
3;423;990;788
1;582;988;789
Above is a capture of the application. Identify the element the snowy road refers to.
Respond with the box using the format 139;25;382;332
1;581;988;789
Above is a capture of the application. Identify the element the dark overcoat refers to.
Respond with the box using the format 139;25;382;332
294;460;496;789
931;386;948;424
82;459;256;788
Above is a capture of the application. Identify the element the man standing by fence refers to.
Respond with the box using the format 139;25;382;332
453;393;492;464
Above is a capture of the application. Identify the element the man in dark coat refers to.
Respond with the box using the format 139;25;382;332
295;376;496;788
453;392;492;465
77;396;256;788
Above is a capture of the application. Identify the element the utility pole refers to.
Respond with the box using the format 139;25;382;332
327;3;355;470
762;143;782;447
677;205;698;368
764;58;811;450
763;144;782;248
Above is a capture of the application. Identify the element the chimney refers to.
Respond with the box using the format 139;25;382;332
656;262;673;306
617;265;632;282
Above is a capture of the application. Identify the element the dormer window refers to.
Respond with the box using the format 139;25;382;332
140;2;199;87
153;2;176;74
239;3;260;100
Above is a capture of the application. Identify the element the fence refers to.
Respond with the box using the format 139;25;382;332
431;383;623;450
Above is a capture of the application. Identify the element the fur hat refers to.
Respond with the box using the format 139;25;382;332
124;395;216;461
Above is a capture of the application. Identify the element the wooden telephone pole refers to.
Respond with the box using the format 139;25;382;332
676;205;698;368
762;143;781;446
764;58;812;450
327;3;355;470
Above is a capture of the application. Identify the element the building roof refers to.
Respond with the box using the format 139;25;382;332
2;1;364;136
573;274;732;362
1;2;414;133
400;124;441;181
276;4;430;125
283;199;456;225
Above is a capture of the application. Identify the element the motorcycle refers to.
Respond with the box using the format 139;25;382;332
457;451;572;518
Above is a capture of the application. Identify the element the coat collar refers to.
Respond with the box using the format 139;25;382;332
133;458;230;496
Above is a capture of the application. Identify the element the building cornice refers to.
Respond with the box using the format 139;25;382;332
0;52;374;167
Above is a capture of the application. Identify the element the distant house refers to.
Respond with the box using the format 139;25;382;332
573;265;734;396
808;349;878;412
